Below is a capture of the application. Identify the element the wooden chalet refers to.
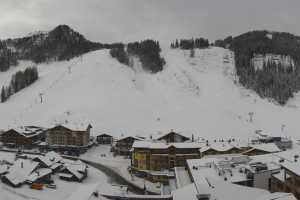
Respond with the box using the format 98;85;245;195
115;136;143;156
200;144;242;157
1;126;45;148
45;123;92;154
271;162;300;199
59;161;88;182
96;133;113;144
242;143;281;156
1;159;40;187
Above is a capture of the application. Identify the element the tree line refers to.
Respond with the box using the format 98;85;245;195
220;30;300;105
0;25;124;72
170;38;209;49
1;67;38;102
0;41;18;72
109;40;165;73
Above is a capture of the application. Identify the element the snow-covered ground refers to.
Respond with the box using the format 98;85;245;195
81;145;162;194
0;151;112;200
0;47;300;140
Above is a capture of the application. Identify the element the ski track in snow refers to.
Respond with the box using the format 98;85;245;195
0;47;299;140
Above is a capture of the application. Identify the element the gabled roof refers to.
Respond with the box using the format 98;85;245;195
250;143;281;153
0;164;10;175
4;159;39;186
97;133;113;137
153;131;191;141
132;141;201;149
32;151;62;167
27;168;52;182
49;123;92;132
62;160;87;180
200;142;241;153
116;135;143;142
45;151;63;163
281;162;300;176
3;126;45;138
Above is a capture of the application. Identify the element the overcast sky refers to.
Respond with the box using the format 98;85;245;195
0;0;299;43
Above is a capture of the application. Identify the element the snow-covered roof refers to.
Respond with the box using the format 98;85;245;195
132;141;202;149
152;131;191;140
27;168;52;182
45;151;63;163
4;159;39;185
172;183;198;200
250;143;281;153
63;160;87;180
5;126;45;138
200;142;242;153
273;149;300;163
174;167;192;188
50;121;92;131
116;135;143;142
281;162;300;176
255;193;297;200
97;133;113;137
32;151;62;167
59;173;73;178
272;170;290;182
187;153;283;186
0;164;10;174
172;180;291;200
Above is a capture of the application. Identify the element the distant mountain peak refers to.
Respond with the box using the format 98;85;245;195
49;24;83;40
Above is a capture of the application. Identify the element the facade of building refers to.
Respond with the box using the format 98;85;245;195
46;124;92;148
271;162;300;199
96;133;113;144
1;126;45;148
114;136;142;156
242;143;281;156
200;142;244;157
132;141;201;171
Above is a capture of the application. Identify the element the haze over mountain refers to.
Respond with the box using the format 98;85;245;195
0;26;300;141
1;0;300;43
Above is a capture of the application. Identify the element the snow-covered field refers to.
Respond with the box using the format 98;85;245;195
0;47;300;140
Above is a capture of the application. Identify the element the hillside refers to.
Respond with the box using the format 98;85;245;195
0;46;300;140
222;31;300;105
0;25;122;72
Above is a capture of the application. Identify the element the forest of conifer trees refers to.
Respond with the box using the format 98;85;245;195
1;67;38;102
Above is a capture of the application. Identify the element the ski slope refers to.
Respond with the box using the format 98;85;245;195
0;47;299;140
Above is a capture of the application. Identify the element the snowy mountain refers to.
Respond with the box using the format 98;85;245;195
4;25;102;64
225;30;300;105
1;44;300;140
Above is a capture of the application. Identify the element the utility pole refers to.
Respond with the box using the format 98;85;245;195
249;112;254;123
281;124;285;132
39;93;43;103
